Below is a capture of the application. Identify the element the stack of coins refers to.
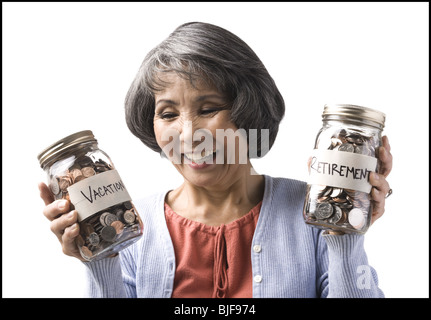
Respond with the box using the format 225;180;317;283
47;155;141;260
305;185;371;231
48;156;110;203
304;128;378;233
318;128;379;157
77;201;139;259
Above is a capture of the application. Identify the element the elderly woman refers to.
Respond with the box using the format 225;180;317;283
39;22;392;298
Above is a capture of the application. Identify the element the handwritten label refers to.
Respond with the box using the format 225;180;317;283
308;149;378;193
67;169;132;222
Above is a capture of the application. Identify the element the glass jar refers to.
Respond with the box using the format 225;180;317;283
37;130;143;261
303;104;386;234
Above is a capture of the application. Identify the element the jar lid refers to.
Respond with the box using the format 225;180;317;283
322;104;386;129
37;130;97;168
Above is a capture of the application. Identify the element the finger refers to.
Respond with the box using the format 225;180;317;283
38;182;55;206
382;135;391;153
61;223;85;261
43;199;70;221
369;172;390;224
378;136;393;177
369;172;390;195
370;187;385;224
50;210;78;241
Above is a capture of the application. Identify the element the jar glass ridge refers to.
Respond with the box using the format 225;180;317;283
38;130;143;261
303;104;385;234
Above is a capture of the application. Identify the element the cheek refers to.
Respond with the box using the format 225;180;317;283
153;121;173;150
153;122;163;147
205;113;237;134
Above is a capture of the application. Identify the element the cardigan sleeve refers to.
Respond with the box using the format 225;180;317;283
82;248;137;298
315;231;384;298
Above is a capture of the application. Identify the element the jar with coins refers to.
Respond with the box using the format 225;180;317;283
303;104;386;234
38;130;143;261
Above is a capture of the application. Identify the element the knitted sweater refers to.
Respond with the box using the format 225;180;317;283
83;175;384;298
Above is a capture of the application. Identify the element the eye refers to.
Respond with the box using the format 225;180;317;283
200;106;227;116
200;109;218;115
159;112;178;120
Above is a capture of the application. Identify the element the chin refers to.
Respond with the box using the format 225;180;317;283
180;164;224;187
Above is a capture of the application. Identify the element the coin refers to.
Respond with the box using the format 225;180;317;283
346;135;364;145
104;213;119;226
330;188;342;198
123;210;136;224
80;246;93;259
123;201;133;210
111;220;125;234
329;205;343;224
99;212;111;227
58;177;71;191
348;208;365;229
354;145;364;154
114;207;124;219
315;202;334;220
81;166;96;177
338;143;354;153
88;232;100;246
330;137;342;150
49;177;60;195
74;175;86;183
70;168;83;182
100;226;116;242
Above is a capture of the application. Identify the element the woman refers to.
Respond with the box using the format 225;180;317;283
39;22;393;298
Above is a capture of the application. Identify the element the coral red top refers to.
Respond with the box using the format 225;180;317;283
164;201;262;298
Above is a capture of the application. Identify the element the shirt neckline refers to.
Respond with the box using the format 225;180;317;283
164;200;262;234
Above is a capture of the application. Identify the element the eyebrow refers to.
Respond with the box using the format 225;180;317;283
155;94;226;107
195;94;226;102
155;99;178;107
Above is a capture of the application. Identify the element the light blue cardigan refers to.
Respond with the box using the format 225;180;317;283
84;175;384;298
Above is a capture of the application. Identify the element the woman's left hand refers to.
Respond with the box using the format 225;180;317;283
369;136;393;225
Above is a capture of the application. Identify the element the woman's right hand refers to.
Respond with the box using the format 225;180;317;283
39;182;86;262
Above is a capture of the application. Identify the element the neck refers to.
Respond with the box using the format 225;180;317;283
166;164;265;226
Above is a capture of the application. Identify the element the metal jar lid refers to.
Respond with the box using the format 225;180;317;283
322;104;386;130
37;130;97;168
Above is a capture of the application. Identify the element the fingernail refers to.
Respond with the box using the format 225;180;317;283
58;200;67;210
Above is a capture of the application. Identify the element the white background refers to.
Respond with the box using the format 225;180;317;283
2;2;429;298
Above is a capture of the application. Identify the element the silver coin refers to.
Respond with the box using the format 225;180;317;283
348;208;366;229
88;232;100;246
329;205;343;224
315;202;334;220
100;226;116;242
330;188;342;198
354;145;364;154
123;210;136;224
99;212;111;227
104;213;119;226
338;143;354;153
114;207;124;219
49;177;60;195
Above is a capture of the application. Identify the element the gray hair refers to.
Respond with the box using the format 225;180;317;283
125;22;285;157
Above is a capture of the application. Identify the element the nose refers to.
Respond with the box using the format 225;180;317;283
180;120;194;153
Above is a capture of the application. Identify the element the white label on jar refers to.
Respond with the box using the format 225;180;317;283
67;169;132;222
308;149;378;193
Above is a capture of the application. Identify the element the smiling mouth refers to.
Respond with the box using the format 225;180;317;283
183;150;218;164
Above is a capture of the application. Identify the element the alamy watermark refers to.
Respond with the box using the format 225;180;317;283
356;265;372;290
160;121;270;167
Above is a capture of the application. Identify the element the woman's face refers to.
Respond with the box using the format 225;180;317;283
153;72;247;188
